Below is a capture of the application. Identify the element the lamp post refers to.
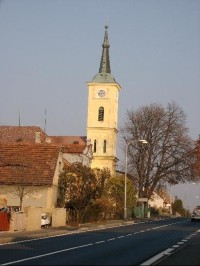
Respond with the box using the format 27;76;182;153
169;184;173;215
124;139;148;220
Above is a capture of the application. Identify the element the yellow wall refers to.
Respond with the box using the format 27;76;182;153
86;82;121;175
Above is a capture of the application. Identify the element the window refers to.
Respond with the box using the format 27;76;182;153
59;161;62;173
94;139;97;153
103;140;106;153
98;107;104;121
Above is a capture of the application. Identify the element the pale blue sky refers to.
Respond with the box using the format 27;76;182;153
0;0;200;211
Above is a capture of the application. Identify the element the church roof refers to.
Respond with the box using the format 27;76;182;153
90;25;116;83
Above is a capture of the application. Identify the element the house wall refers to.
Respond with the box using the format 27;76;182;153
149;193;164;209
52;208;66;227
63;151;92;167
1;185;51;210
8;207;67;232
63;153;84;165
45;152;64;211
23;206;41;230
0;152;64;213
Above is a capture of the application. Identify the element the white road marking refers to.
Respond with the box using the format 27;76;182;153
141;229;200;265
140;248;174;266
1;243;93;266
95;240;105;244
1;219;196;266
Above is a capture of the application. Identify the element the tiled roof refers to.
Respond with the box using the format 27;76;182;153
0;126;88;155
49;136;89;155
0;143;61;186
47;136;87;153
0;127;89;187
49;136;87;145
0;126;47;144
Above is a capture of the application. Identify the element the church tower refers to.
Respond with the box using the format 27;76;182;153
86;25;121;175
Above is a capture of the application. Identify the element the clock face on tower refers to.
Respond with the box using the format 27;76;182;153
98;89;106;98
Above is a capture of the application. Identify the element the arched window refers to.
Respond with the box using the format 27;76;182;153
103;140;107;153
98;107;104;121
94;139;97;153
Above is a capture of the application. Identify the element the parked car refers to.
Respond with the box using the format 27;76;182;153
191;205;200;221
41;213;51;228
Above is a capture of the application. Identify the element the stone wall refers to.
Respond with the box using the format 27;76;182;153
52;208;66;227
8;207;67;231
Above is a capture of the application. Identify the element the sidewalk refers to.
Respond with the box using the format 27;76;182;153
0;219;135;244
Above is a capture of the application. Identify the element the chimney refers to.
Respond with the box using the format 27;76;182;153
86;138;91;145
35;132;41;143
45;137;51;143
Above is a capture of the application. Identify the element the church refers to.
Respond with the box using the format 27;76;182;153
0;25;121;177
0;25;121;213
86;25;121;175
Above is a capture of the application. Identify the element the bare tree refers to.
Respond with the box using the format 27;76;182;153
11;180;37;211
194;138;200;177
120;101;198;200
0;163;37;210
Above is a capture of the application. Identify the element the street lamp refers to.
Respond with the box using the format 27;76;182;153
124;139;148;220
169;184;173;215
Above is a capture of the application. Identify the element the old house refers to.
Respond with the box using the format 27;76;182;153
46;136;92;166
0;126;93;211
0;143;63;212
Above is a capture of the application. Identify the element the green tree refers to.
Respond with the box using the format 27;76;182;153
58;163;110;223
172;198;183;215
120;102;198;200
172;198;190;217
104;174;137;218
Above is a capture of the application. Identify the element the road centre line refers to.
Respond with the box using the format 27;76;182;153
117;235;125;238
1;220;189;266
95;240;105;244
1;243;94;266
0;218;172;246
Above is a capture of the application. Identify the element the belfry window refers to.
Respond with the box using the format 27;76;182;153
94;139;97;153
98;107;104;121
103;140;107;153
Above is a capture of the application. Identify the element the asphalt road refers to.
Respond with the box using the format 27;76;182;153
1;218;200;265
152;224;200;265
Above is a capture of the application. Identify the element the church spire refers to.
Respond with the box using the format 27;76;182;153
99;25;111;74
90;25;116;83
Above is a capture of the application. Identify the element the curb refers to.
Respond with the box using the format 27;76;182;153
0;218;162;245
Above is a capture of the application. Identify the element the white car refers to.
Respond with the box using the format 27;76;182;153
191;206;200;221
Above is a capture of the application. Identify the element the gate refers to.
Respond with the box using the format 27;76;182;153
0;212;10;231
13;212;25;231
